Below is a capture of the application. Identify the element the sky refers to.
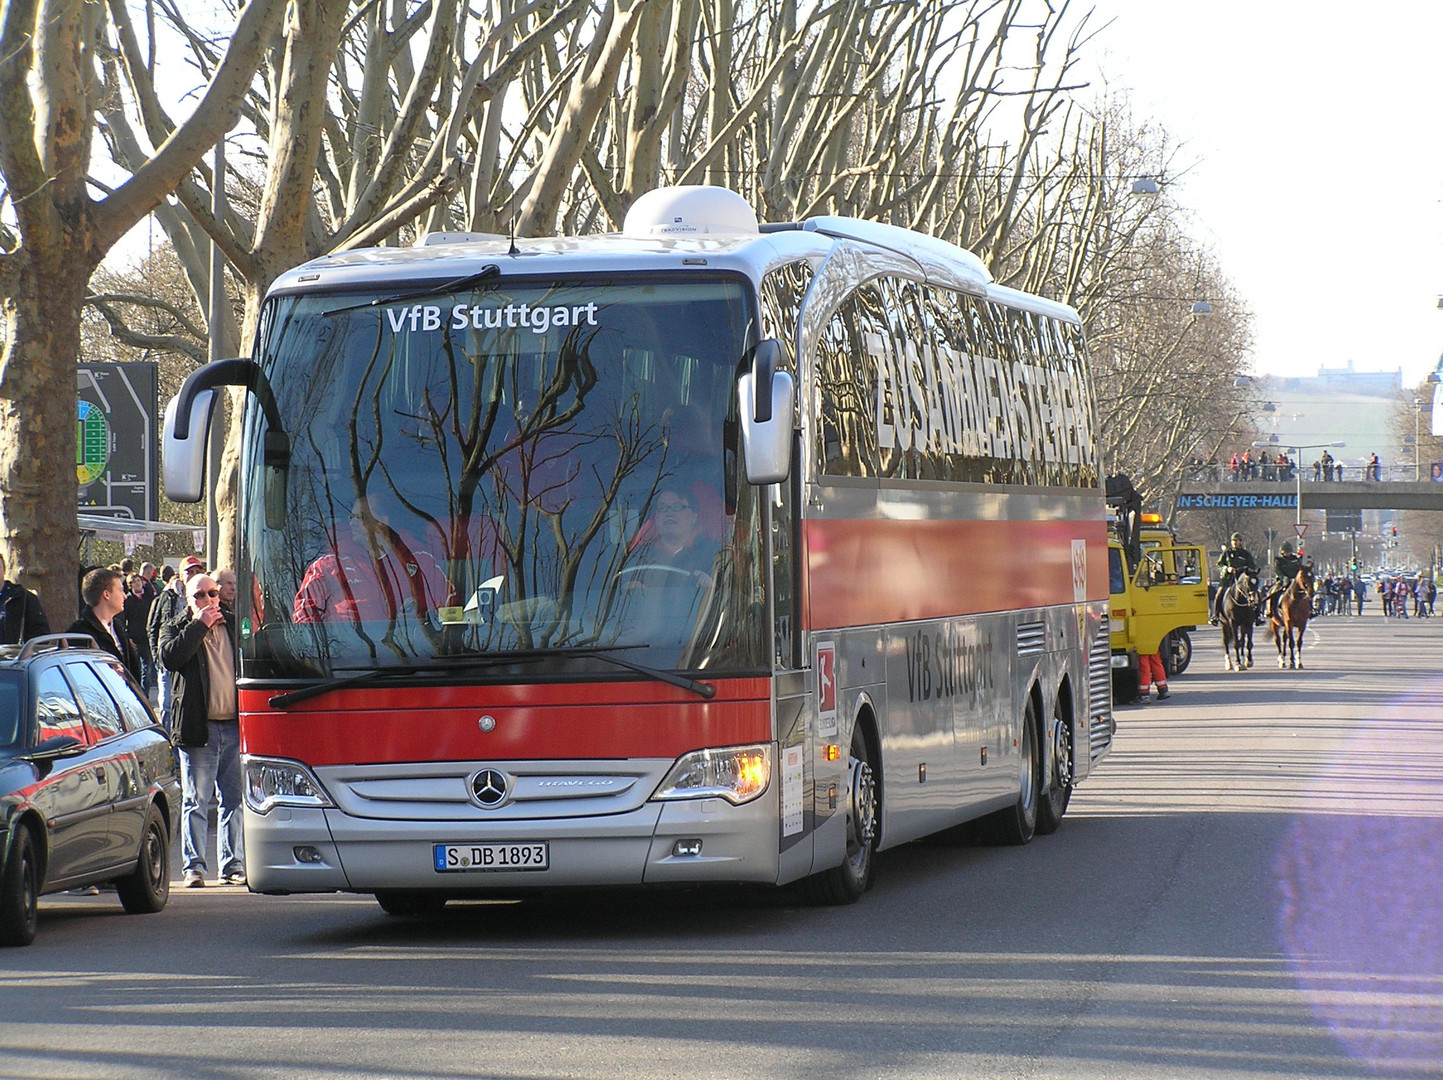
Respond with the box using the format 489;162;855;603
1077;0;1443;390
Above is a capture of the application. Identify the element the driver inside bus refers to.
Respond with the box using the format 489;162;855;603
293;493;451;623
634;485;718;586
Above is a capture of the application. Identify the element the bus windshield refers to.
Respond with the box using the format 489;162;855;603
241;275;766;680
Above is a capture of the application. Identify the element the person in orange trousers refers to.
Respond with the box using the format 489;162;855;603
1137;651;1170;703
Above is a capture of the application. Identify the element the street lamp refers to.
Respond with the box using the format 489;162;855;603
1253;439;1346;552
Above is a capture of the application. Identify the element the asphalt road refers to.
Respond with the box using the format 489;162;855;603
4;610;1440;1080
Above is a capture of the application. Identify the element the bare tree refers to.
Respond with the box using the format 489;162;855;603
85;0;1254;564
0;0;284;611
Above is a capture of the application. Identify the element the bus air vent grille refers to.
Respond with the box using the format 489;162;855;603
1015;621;1046;655
1087;628;1113;759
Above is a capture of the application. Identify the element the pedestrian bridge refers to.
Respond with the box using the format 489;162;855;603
1178;466;1443;512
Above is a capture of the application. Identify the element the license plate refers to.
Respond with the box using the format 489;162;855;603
433;842;549;873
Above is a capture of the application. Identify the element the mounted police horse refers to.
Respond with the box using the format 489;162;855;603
1219;569;1260;672
1268;565;1315;669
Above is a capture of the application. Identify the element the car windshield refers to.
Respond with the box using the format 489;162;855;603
0;671;24;750
242;274;768;680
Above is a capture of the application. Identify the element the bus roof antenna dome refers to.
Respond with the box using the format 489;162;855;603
623;186;760;238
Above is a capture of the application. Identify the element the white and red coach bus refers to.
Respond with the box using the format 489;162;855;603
163;186;1113;912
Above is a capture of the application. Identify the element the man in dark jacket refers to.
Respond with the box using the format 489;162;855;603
0;551;50;646
1264;541;1306;622
159;572;244;888
67;567;143;681
1210;532;1260;625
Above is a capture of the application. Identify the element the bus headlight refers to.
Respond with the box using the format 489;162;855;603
652;744;771;805
243;756;335;814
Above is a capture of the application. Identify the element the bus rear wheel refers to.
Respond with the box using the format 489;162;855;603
975;697;1041;845
799;724;877;905
1035;700;1072;836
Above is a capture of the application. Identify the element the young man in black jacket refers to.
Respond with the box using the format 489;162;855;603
67;567;143;681
0;551;50;646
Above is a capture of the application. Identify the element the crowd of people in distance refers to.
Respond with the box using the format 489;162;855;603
1187;448;1439;484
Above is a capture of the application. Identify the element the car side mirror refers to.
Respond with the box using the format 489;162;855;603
29;734;86;760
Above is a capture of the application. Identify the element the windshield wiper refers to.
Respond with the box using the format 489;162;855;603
265;644;715;708
268;664;438;709
266;651;543;709
320;264;501;318
545;645;716;700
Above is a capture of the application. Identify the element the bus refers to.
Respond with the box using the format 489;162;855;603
163;185;1114;912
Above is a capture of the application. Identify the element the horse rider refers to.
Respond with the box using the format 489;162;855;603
1210;532;1259;625
1263;541;1305;623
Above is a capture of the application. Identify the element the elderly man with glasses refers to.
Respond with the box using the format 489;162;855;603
158;573;245;888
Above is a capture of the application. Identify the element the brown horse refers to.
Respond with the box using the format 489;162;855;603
1268;565;1315;669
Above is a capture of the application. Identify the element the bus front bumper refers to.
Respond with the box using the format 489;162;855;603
242;793;781;894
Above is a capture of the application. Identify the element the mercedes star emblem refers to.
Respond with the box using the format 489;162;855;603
471;769;508;807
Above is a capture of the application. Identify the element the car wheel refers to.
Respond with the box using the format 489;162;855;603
0;825;40;947
116;804;171;915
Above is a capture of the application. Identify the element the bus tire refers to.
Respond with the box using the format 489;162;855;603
974;695;1041;845
798;722;878;905
375;890;448;917
1035;697;1072;836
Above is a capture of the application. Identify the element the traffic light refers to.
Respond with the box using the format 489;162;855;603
1392;525;1398;538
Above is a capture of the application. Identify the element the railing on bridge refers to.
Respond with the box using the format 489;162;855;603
1184;463;1443;485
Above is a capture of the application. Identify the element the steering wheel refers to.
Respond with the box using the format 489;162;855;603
614;564;701;587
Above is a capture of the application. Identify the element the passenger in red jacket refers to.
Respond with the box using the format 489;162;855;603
293;495;452;624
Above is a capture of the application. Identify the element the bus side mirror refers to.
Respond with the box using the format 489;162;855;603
738;340;794;485
162;358;291;521
162;389;219;502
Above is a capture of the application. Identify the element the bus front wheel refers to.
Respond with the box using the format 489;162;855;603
799;724;878;905
376;890;448;917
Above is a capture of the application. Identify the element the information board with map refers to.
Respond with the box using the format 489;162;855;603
77;363;159;521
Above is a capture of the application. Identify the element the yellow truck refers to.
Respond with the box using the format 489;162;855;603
1108;539;1210;702
1104;483;1210;703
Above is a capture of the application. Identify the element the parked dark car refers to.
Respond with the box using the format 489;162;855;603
1;634;181;946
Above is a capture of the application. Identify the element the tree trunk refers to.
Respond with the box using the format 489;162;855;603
0;248;95;621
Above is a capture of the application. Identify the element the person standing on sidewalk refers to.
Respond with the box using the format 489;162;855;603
1136;651;1170;704
159;572;245;888
148;558;203;713
0;551;50;646
68;567;143;681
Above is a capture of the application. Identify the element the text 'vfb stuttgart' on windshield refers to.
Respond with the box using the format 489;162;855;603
384;302;601;334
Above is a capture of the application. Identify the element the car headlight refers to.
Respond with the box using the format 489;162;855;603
243;756;334;814
653;744;771;805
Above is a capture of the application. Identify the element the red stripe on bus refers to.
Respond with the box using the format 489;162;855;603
804;517;1108;629
238;678;772;765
